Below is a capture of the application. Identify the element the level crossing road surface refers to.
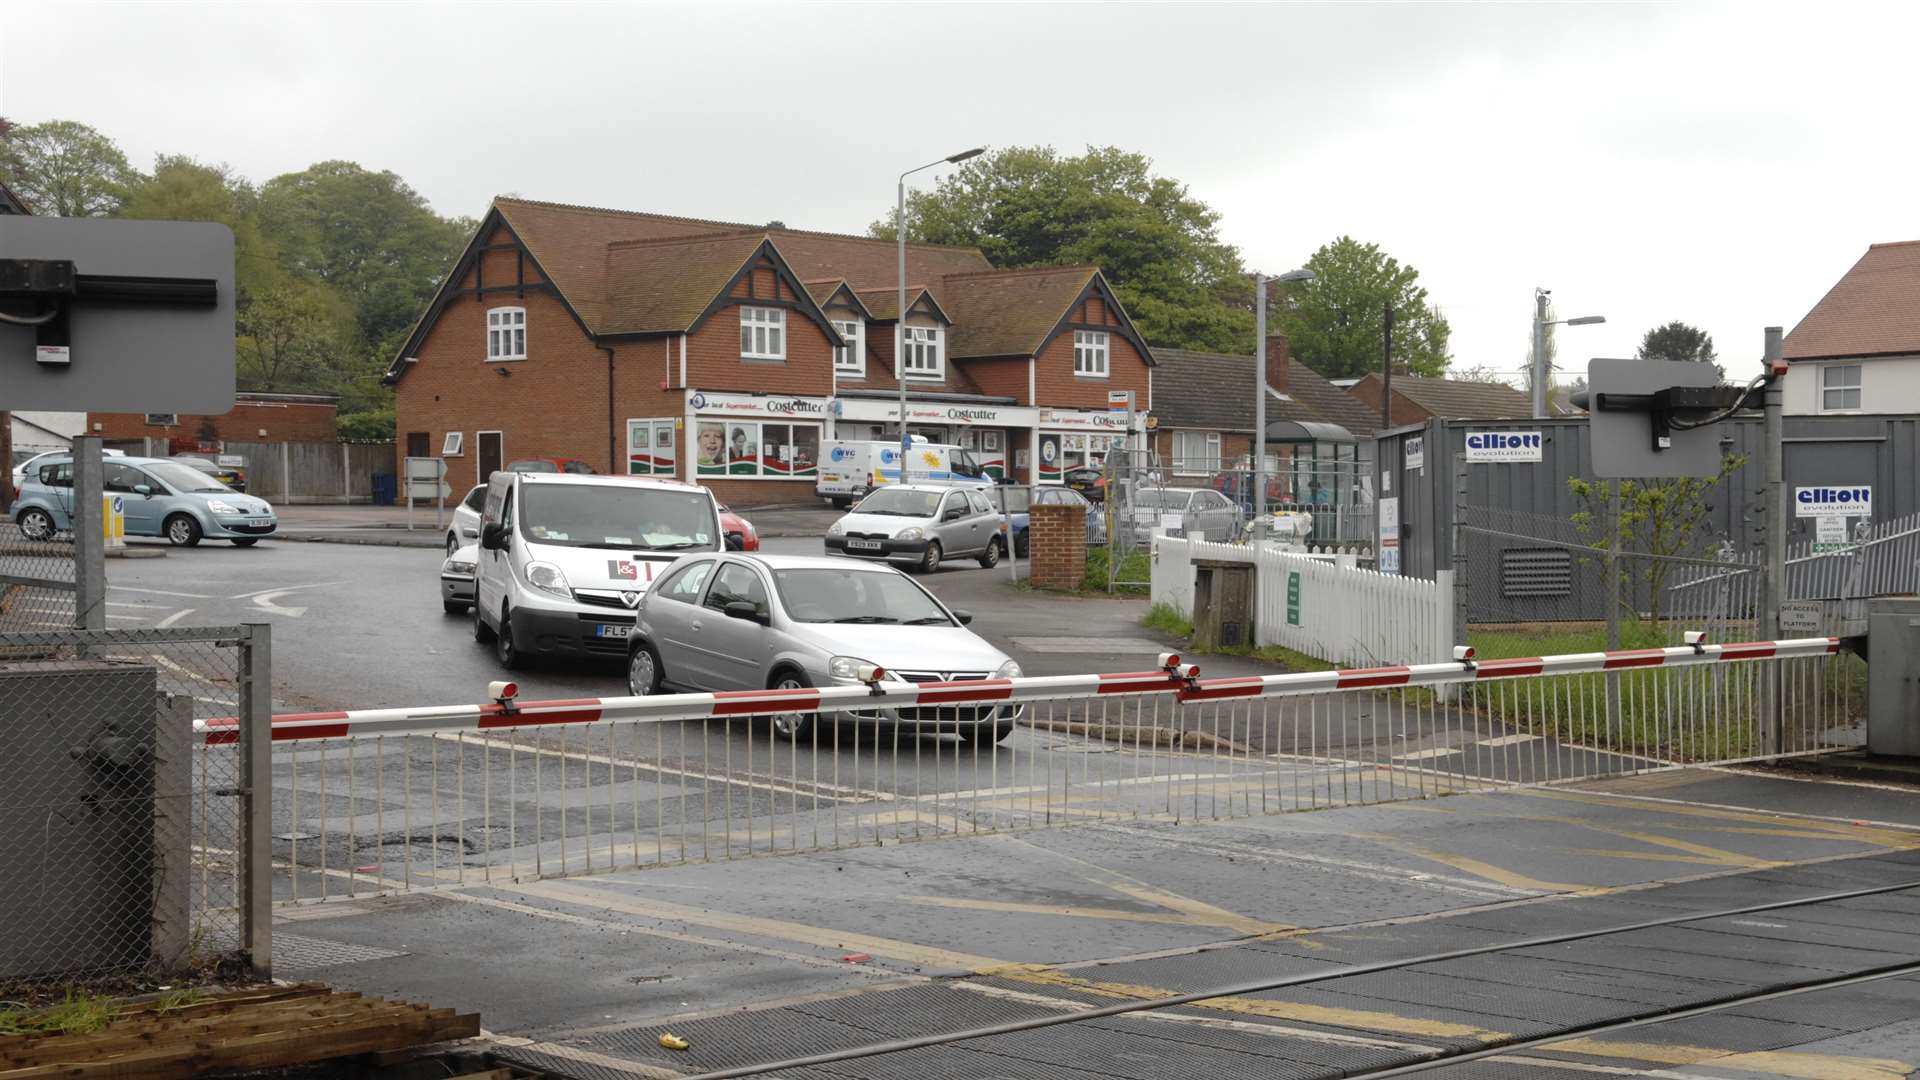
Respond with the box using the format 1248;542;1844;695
272;766;1920;1080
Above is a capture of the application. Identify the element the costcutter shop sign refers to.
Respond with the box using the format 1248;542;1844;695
686;391;828;418
1039;408;1134;432
832;399;1038;427
1464;431;1543;462
1795;486;1871;518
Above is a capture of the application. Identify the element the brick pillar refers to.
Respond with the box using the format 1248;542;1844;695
1029;502;1086;590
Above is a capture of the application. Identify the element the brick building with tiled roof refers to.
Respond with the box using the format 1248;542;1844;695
1346;372;1535;425
1781;240;1920;416
387;197;1155;504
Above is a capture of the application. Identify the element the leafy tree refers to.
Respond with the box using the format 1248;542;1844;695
1449;363;1518;387
0;119;140;217
872;145;1254;353
336;406;396;442
1637;320;1717;366
119;155;287;303
237;282;354;394
1276;237;1450;379
258;161;473;350
1568;453;1744;625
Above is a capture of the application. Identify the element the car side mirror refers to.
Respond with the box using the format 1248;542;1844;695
951;609;974;626
133;485;153;497
725;533;744;551
480;522;508;550
723;600;767;625
943;507;965;522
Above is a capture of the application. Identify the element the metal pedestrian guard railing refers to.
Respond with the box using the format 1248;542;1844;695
220;636;1861;907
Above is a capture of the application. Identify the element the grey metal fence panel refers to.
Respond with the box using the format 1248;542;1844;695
0;625;265;993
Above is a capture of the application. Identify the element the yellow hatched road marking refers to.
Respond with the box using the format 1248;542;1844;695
1547;1038;1912;1079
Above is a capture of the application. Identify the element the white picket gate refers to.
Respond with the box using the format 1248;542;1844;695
1151;532;1453;670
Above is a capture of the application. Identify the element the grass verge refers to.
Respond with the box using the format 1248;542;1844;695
1141;602;1334;673
0;990;116;1037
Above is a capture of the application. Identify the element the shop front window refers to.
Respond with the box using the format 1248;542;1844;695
696;419;819;479
627;418;678;476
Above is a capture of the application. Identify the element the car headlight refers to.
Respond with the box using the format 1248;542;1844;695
895;526;925;541
826;519;846;537
207;499;239;514
524;560;571;598
444;559;476;575
828;655;877;682
995;659;1022;679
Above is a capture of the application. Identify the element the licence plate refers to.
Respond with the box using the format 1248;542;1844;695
594;624;633;639
846;539;883;552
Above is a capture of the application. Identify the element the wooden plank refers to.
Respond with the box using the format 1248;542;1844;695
0;1000;392;1067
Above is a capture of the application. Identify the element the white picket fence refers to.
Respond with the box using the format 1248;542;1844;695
1151;532;1454;670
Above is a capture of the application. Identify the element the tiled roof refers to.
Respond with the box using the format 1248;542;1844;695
600;232;769;336
1364;373;1533;418
1783;240;1920;360
940;266;1097;359
1150;349;1371;435
853;286;943;323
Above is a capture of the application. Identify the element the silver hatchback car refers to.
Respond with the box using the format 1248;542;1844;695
626;553;1023;743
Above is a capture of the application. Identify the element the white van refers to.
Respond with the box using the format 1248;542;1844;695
815;436;991;507
472;472;724;668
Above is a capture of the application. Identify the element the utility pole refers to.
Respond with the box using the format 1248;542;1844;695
1531;288;1550;419
1381;302;1394;429
1759;325;1786;755
1254;273;1268;523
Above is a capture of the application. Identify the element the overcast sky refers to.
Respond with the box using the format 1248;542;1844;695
5;1;1915;386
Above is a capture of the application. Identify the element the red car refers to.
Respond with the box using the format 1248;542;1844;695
716;503;759;551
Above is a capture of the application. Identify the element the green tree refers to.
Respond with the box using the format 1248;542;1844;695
871;145;1254;353
1276;237;1450;379
1637;320;1717;365
258;161;473;350
119;155;286;302
237;282;355;394
1568;453;1744;625
0;119;140;217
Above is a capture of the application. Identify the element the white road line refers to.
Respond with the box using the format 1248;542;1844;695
108;585;211;598
156;608;196;628
1479;734;1542;747
1394;747;1462;761
229;581;344;599
105;613;146;622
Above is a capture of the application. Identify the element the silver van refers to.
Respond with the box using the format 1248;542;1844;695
472;472;723;667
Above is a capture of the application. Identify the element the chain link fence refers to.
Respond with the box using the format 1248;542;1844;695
0;520;77;634
0;625;268;997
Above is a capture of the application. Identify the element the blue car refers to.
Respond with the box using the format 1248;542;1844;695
13;455;278;547
1000;486;1107;558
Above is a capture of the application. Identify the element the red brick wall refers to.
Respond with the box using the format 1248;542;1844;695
1034;329;1150;410
687;302;836;397
1347;376;1430;427
1029;503;1087;591
89;401;338;444
960;356;1030;402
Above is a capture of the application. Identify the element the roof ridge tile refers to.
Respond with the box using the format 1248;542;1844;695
493;196;986;255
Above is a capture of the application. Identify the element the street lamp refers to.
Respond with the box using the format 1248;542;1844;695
1254;267;1315;524
897;148;986;464
1531;288;1605;418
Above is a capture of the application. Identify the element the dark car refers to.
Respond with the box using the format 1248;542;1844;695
1062;466;1106;502
506;457;596;475
172;454;248;492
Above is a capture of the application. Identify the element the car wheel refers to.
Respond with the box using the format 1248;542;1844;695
977;537;1003;569
628;641;663;696
1014;529;1029;559
446;532;459;555
494;604;523;668
767;670;815;742
230;538;260;547
917;540;943;574
960;719;1017;745
471;595;496;643
164;514;203;547
16;507;56;542
443;598;468;615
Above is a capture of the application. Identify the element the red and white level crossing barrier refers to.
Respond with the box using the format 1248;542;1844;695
196;638;1842;746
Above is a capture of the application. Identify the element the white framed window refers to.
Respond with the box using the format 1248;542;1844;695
832;320;865;376
740;306;786;360
487;307;526;361
626;418;678;476
1821;363;1861;412
901;326;943;380
1073;330;1110;377
1172;430;1221;474
441;431;464;456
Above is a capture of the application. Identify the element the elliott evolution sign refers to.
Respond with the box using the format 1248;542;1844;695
1464;431;1543;462
1794;486;1872;518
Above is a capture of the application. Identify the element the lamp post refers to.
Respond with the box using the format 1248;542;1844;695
896;148;985;467
1254;267;1315;525
1531;287;1605;418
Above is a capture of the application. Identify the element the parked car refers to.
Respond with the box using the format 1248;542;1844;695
506;457;596;475
445;484;486;554
1063;466;1106;502
1126;486;1242;543
471;471;724;667
716;503;759;551
10;448;122;497
173;453;248;492
824;483;1006;573
440;544;478;614
625;553;1022;743
13;455;276;546
1001;486;1107;557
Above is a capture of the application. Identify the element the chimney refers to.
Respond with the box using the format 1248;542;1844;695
1264;334;1292;394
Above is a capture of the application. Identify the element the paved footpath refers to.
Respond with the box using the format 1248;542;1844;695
280;765;1920;1079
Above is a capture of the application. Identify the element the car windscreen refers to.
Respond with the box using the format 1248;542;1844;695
148;461;232;493
517;484;717;551
772;567;953;626
853;488;941;517
508;460;559;473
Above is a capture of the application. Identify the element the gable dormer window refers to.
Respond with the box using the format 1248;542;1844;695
740;306;786;360
487;307;526;361
901;326;944;380
833;320;865;376
1074;330;1109;377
